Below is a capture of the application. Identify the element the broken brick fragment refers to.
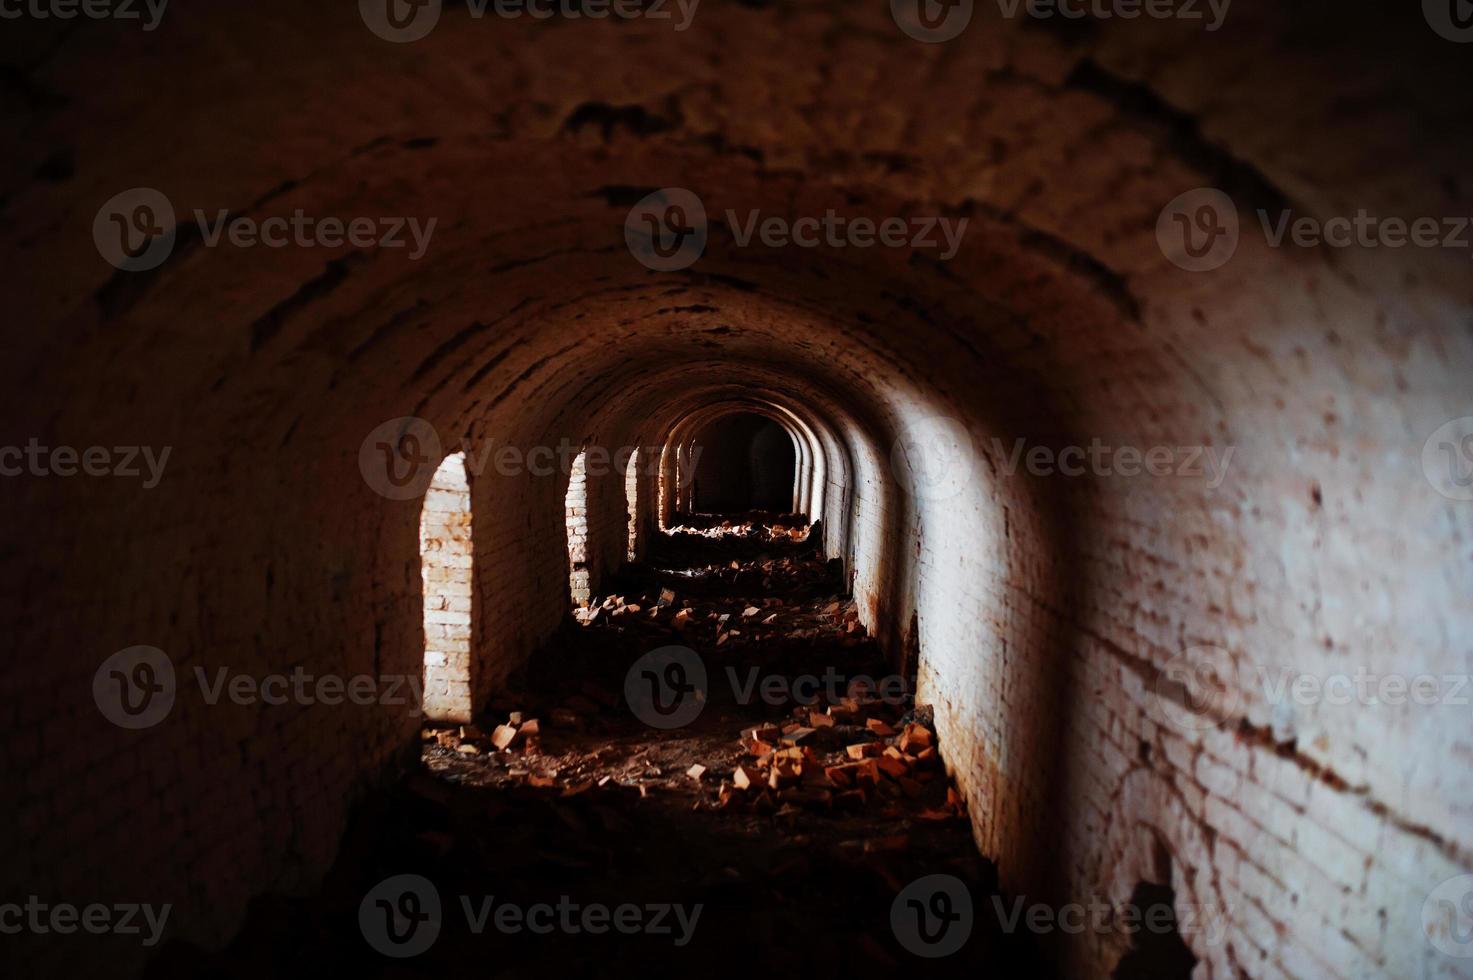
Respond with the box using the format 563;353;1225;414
732;765;762;791
875;754;909;779
865;718;896;737
898;722;933;754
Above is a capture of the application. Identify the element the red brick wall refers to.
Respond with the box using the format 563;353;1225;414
2;4;1469;978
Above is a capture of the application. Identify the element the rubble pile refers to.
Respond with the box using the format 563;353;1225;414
716;702;967;822
572;541;857;643
425;693;969;829
424;516;968;870
667;519;811;544
426;715;543;757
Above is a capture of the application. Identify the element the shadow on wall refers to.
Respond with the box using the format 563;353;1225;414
1110;881;1199;979
883;418;1092;919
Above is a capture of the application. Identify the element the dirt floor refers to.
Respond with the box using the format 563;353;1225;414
146;515;1058;978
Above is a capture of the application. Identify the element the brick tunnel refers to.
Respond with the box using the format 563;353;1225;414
2;2;1472;977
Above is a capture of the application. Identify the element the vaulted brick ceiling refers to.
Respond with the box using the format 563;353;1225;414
2;2;1470;977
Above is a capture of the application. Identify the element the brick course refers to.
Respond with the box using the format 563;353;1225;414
1;3;1469;977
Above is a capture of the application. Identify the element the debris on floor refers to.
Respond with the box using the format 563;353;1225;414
160;513;1054;978
423;516;970;827
666;514;812;544
714;704;963;819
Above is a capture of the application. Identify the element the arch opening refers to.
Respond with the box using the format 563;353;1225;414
624;446;640;562
688;412;797;515
565;447;590;605
419;451;473;724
